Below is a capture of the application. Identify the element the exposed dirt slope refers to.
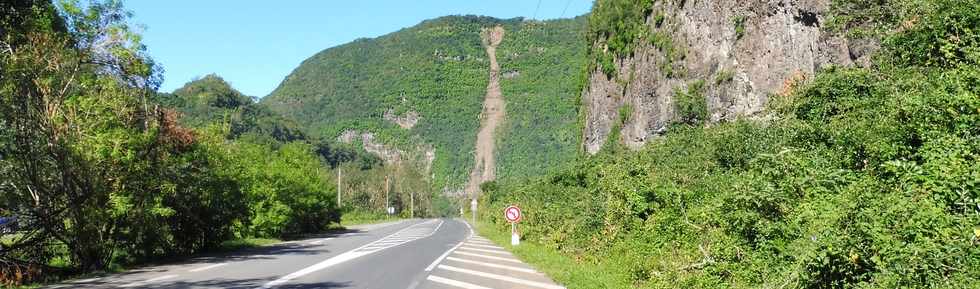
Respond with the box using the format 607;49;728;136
465;26;505;196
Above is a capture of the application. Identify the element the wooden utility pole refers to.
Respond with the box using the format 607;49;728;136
337;166;342;207
384;175;390;219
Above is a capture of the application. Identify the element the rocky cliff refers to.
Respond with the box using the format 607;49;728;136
582;0;874;154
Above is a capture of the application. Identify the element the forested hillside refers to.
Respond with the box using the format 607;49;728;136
0;1;341;283
481;0;980;288
263;15;587;188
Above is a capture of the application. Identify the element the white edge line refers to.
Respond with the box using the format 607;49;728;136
462;219;474;238
118;274;177;288
425;241;465;271
189;262;227;272
426;275;494;289
73;277;102;283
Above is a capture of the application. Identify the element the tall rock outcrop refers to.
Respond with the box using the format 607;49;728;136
582;0;873;154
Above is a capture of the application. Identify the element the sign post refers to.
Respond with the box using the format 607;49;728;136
504;205;522;246
470;198;478;224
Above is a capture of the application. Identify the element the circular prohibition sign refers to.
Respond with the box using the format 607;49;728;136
504;205;522;223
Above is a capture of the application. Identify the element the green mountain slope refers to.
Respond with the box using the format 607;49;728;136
155;74;306;142
262;15;587;187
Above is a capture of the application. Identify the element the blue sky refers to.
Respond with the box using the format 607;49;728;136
127;0;594;97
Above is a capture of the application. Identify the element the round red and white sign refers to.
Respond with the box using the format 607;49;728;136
504;205;522;223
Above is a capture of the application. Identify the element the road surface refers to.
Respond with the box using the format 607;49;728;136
45;218;564;289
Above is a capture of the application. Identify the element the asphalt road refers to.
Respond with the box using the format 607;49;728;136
45;218;564;289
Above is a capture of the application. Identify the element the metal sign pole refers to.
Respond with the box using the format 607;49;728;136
511;222;518;246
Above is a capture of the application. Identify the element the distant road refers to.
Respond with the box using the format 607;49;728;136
45;218;563;289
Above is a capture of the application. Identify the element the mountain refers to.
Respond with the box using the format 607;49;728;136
262;15;588;189
155;74;306;142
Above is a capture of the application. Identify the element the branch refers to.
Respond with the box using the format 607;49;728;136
679;244;715;271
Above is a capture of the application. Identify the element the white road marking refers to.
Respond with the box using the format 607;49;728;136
426;241;465;271
438;265;565;289
189;262;227;272
466;239;495;245
118;274;178;288
74;277;102;283
426;275;494;289
444;256;540;274
453;251;523;263
459;246;511;255
463;243;504;249
258;219;443;288
461;219;474;237
306;237;333;245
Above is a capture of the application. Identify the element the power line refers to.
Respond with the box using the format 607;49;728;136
532;0;543;20
559;0;573;18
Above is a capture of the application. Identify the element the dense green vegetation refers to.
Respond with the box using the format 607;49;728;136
481;0;980;288
0;1;341;284
494;17;587;180
588;0;654;76
263;15;588;188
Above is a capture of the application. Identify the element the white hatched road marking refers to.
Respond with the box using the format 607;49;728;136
427;275;494;289
258;219;443;288
466;240;493;245
462;243;504;249
458;246;511;255
438;265;565;289
453;250;523;263
189;262;227;272
118;274;178;288
444;256;541;274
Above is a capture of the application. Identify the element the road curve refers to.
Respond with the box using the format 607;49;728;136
44;218;563;289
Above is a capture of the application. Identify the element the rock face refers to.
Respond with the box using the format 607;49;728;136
383;109;420;129
338;130;435;173
583;0;871;154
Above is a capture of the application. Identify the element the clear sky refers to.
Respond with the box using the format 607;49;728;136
126;0;594;98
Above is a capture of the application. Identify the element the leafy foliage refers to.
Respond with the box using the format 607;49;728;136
0;1;340;283
481;1;980;288
588;0;655;76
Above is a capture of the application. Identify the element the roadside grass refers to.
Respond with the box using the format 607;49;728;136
340;210;401;227
472;220;631;289
216;237;282;252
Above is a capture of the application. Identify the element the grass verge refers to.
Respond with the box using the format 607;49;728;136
216;238;282;252
472;220;631;289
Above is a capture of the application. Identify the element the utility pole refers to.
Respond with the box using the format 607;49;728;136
410;191;414;219
384;175;390;220
337;166;342;207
